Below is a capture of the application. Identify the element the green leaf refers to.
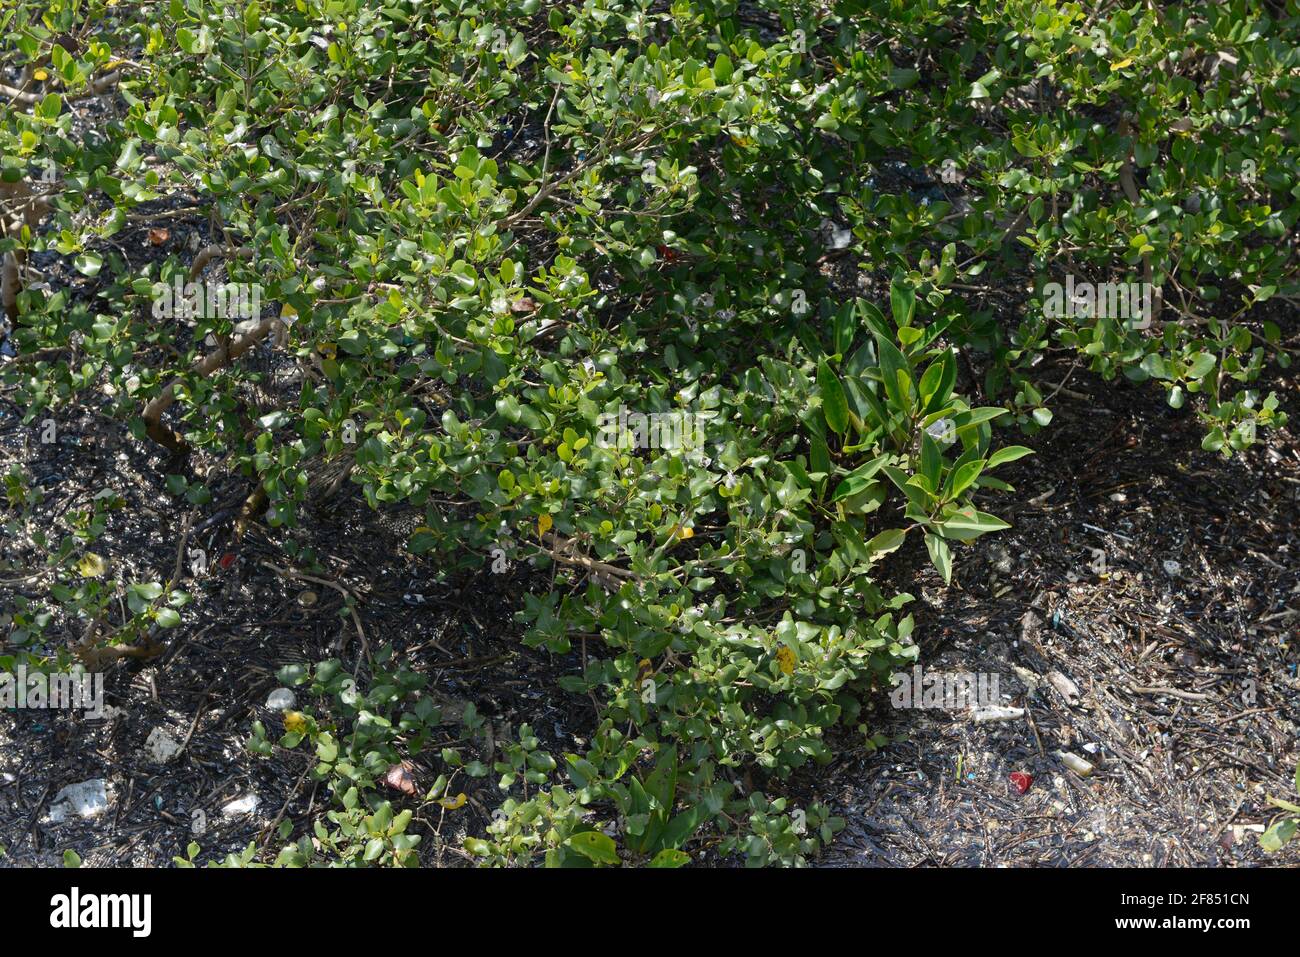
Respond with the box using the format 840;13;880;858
809;426;831;479
855;299;891;341
925;533;952;584
873;332;913;412
832;303;855;356
1260;818;1297;852
648;848;690;868
155;607;181;628
889;276;916;327
818;358;849;435
936;507;1011;542
945;458;985;500
919;433;942;492
832;453;890;501
1185;353;1216;379
74;252;103;277
657;805;704;849
986;445;1034;469
953;407;1009;431
865;527;907;560
566;830;620;866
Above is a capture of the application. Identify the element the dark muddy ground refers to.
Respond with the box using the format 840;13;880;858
818;359;1300;867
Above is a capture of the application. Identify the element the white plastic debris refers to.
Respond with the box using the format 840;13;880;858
144;727;182;764
926;418;957;446
265;689;296;710
1055;750;1095;777
222;794;260;817
47;779;109;822
1162;559;1181;577
820;218;853;250
972;706;1026;724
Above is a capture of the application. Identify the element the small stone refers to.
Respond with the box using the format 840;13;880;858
1162;559;1181;577
265;688;296;710
144;727;182;764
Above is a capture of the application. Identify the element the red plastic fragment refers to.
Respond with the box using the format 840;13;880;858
1009;772;1033;794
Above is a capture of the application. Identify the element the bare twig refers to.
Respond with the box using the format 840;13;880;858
260;561;372;668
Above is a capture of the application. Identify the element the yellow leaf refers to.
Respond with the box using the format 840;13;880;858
317;342;337;359
33;69;48;81
280;303;298;320
439;792;467;810
78;553;107;578
284;711;308;733
537;514;553;538
776;646;796;675
1110;58;1133;71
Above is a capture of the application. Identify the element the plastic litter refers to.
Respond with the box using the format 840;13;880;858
47;779;109;822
